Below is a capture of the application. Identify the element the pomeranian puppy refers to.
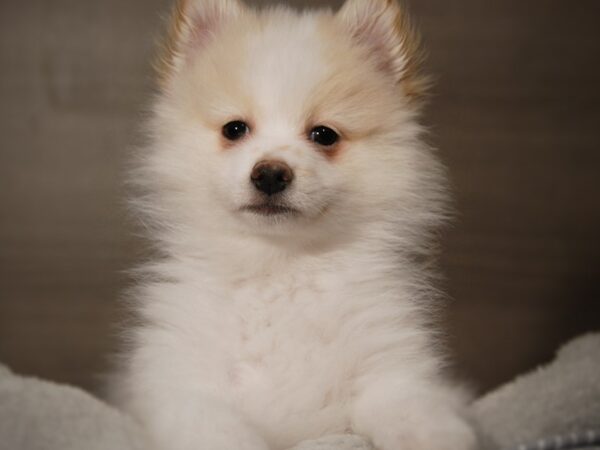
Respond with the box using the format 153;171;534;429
113;0;478;449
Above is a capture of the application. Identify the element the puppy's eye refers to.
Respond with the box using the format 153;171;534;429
222;121;249;141
309;126;339;147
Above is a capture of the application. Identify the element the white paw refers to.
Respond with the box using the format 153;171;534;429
288;434;373;450
371;413;478;450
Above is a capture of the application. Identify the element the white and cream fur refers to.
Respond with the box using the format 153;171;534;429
113;0;478;449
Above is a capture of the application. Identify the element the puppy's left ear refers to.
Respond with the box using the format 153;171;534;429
337;0;429;102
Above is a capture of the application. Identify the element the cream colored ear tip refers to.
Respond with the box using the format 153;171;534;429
155;0;244;84
336;0;428;101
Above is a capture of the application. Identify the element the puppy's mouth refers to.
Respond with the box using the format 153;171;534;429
241;203;299;217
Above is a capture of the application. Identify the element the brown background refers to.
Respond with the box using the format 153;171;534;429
1;0;599;396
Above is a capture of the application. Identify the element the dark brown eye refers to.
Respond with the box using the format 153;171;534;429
309;126;339;147
222;121;249;141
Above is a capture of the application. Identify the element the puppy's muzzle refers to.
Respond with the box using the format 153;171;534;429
250;160;294;196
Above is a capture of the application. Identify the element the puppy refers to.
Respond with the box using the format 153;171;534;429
113;1;478;449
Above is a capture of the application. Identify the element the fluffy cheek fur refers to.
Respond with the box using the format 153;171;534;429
142;108;428;245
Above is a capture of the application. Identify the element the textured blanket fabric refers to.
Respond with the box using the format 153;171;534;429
0;334;598;450
474;333;600;450
0;365;147;450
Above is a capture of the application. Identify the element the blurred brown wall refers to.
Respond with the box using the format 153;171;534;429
1;0;599;395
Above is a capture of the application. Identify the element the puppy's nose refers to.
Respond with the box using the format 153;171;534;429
250;160;294;196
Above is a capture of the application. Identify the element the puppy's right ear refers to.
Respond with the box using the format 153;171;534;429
156;0;244;84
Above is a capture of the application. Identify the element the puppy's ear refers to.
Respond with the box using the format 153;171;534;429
156;0;244;84
337;0;429;102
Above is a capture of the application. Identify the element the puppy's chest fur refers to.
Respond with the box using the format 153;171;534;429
214;265;357;396
164;255;409;442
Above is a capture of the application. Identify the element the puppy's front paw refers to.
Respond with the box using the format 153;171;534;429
370;411;477;450
288;434;373;450
352;389;478;450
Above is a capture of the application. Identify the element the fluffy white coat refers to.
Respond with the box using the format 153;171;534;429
113;1;478;449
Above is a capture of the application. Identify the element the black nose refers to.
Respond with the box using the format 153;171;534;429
250;160;294;196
